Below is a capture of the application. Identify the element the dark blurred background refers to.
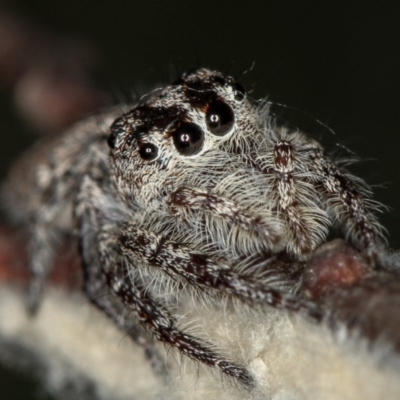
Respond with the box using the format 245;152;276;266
1;1;399;398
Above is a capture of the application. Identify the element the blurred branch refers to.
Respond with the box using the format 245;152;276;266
1;226;400;399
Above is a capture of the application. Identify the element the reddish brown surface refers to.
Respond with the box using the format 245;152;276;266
303;239;371;299
0;225;82;290
0;226;29;284
322;274;400;350
304;239;400;351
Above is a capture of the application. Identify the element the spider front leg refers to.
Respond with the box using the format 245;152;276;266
77;176;254;387
96;226;254;388
270;139;330;259
118;222;323;321
80;242;167;377
170;187;282;249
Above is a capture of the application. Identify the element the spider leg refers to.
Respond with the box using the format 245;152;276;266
308;147;385;263
28;205;63;314
76;176;254;387
25;128;108;314
76;177;167;376
170;187;282;248
118;223;323;321
269;139;330;258
96;227;254;388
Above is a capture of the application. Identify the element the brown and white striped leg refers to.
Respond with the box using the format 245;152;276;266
169;187;282;248
76;177;166;376
308;148;385;263
76;176;254;387
96;229;254;388
117;223;323;321
272;140;329;259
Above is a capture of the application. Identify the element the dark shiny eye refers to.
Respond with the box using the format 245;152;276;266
108;118;126;149
205;100;235;136
233;82;246;101
139;143;158;161
172;122;204;156
107;131;118;149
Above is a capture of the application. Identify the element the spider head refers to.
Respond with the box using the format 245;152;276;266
107;69;264;210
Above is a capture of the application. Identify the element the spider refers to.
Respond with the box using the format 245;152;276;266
3;68;385;388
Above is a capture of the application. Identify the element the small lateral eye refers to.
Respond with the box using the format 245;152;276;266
206;100;235;136
172;122;204;156
139;143;158;161
233;82;246;101
107;132;118;149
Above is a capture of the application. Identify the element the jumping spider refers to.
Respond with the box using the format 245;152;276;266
3;68;385;388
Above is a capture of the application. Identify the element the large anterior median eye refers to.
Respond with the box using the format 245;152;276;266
172;122;204;156
205;99;235;136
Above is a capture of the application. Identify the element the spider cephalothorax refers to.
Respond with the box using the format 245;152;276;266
3;68;385;388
